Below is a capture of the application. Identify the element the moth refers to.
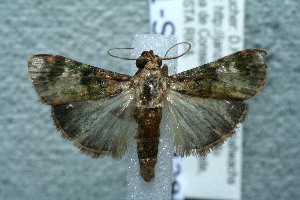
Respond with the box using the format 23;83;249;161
28;44;267;182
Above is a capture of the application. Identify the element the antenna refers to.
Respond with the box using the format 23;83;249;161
107;42;191;61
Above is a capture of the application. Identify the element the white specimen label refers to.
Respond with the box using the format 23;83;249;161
149;0;245;199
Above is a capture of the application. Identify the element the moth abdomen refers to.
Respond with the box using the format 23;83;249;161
134;107;162;182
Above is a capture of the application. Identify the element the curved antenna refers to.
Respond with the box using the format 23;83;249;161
161;42;191;60
107;42;192;61
107;47;138;60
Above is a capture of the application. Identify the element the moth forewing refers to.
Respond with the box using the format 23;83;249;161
169;49;267;100
28;54;132;105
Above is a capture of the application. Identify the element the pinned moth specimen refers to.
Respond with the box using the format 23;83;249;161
28;43;267;182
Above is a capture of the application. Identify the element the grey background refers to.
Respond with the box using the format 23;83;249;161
0;0;299;200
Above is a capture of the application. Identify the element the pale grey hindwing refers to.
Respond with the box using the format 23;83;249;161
164;90;248;157
52;89;137;159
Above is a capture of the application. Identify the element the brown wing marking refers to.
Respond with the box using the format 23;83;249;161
169;49;267;100
28;54;132;105
164;91;248;157
51;90;137;159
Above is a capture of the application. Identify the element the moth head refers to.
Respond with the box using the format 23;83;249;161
136;50;162;69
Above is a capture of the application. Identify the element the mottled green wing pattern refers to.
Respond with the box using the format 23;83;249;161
28;54;132;105
169;49;267;100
